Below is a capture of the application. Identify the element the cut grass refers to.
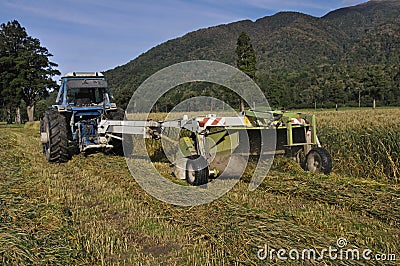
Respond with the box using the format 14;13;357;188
0;129;84;264
23;121;40;131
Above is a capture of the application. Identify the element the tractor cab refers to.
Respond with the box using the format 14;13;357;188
55;72;117;111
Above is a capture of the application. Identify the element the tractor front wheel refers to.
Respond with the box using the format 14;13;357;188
305;147;332;174
186;155;209;186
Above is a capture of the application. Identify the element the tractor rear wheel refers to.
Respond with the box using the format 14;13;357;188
305;147;332;174
42;110;70;162
186;155;209;186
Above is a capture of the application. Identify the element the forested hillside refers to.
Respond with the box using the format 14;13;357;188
105;0;400;110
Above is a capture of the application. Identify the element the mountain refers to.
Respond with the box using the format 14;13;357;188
105;0;400;110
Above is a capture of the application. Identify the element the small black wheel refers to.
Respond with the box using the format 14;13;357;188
305;147;332;174
186;155;209;186
42;110;71;162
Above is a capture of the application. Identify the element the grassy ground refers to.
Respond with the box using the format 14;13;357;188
1;109;399;265
315;108;400;182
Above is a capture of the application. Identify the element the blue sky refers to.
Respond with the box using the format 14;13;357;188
0;0;368;79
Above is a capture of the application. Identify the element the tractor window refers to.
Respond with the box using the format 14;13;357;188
66;79;108;106
93;88;104;103
68;87;105;106
57;88;64;105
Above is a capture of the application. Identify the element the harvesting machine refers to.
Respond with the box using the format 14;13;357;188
40;72;332;186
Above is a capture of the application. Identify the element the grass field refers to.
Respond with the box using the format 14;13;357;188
1;108;399;265
315;109;400;182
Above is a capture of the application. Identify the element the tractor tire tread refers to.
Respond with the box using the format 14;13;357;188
45;110;70;163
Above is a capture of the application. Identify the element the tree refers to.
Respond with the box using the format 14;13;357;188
0;20;27;123
14;37;60;121
236;32;256;111
304;85;322;109
0;20;59;122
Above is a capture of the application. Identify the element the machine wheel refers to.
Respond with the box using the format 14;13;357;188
186;155;209;186
105;108;125;155
305;147;332;174
42;110;70;162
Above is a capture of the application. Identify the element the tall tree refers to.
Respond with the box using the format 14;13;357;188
0;20;26;123
0;20;59;122
236;32;256;111
14;37;60;121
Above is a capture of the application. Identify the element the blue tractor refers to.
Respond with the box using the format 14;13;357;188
40;72;125;162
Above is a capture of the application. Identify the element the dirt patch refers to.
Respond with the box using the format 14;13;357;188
142;241;180;257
